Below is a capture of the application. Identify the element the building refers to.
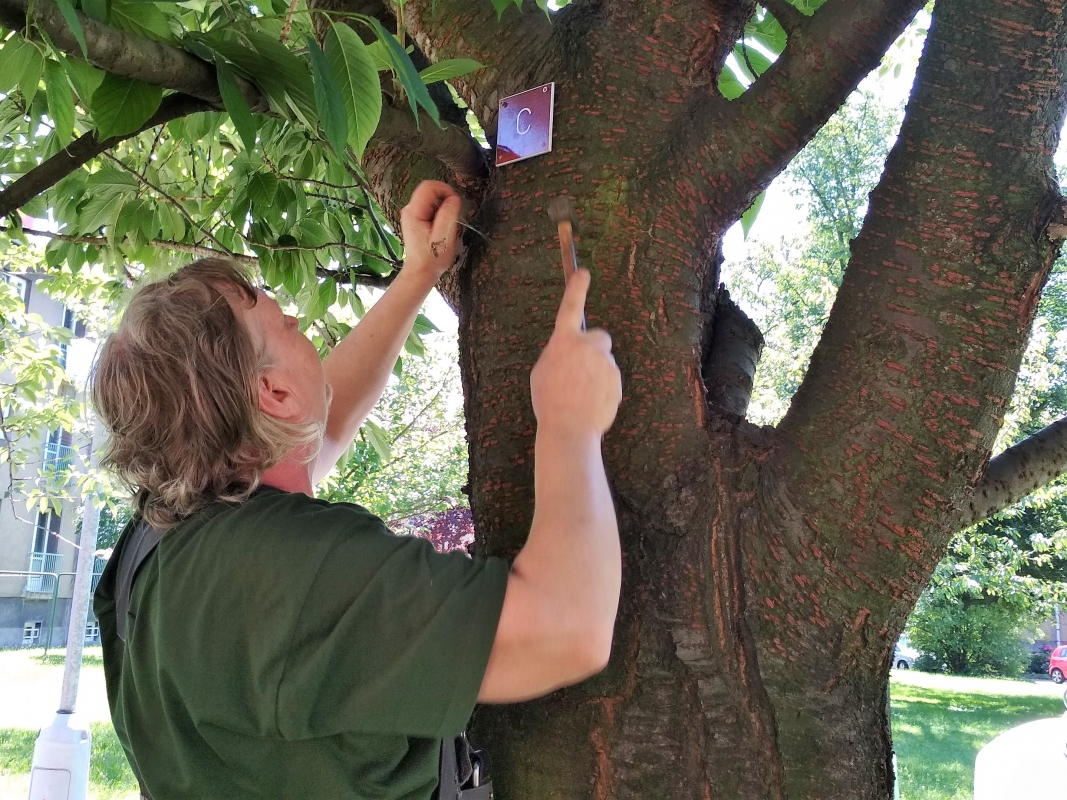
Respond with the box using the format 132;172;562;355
0;268;101;650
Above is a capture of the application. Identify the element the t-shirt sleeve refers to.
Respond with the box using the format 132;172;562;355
275;510;509;740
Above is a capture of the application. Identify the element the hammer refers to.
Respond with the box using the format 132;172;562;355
548;196;586;329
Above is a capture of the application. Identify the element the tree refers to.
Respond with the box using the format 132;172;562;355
3;0;1067;797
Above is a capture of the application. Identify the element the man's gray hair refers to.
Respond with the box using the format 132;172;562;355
91;258;322;529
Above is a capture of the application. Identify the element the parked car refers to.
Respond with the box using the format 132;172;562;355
1048;645;1067;683
894;639;919;669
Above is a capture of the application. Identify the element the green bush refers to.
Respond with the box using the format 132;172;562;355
907;598;1033;677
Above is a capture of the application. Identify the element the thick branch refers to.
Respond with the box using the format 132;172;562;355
7;227;397;287
689;0;925;224
1;0;485;188
760;0;804;35
0;0;263;108
965;418;1067;527
703;286;765;419
376;105;487;186
0;94;212;218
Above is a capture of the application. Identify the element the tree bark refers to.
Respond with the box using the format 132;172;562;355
383;0;1067;797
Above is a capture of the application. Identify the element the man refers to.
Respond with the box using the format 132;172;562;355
91;181;623;799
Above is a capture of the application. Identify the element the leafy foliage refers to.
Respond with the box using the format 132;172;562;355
318;324;469;525
0;261;83;519
906;597;1034;677
0;0;482;329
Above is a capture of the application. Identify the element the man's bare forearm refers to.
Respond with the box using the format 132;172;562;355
477;426;619;703
315;269;436;480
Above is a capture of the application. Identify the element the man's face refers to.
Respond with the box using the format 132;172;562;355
239;288;331;426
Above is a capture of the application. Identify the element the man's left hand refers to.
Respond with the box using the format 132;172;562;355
399;181;464;286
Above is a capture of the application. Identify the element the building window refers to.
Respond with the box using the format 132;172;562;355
1;270;29;307
85;621;100;643
43;429;74;473
22;622;41;647
26;511;63;593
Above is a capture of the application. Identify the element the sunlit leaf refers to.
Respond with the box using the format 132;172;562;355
418;58;484;84
91;74;163;139
324;22;381;160
53;0;89;57
216;59;259;152
307;35;348;158
741;190;766;239
45;61;75;147
360;17;438;127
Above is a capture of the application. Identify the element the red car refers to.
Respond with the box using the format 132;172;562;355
1048;645;1067;683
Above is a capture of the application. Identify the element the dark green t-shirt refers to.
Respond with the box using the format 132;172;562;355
94;488;508;800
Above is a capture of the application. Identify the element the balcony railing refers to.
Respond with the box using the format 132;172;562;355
42;441;75;472
25;552;63;593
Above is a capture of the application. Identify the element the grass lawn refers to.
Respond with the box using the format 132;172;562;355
891;669;1065;799
2;647;1063;799
0;647;138;800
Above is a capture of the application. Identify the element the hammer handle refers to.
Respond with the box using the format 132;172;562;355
556;221;586;330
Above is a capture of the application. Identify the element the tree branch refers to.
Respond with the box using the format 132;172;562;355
760;0;805;35
964;418;1067;527
687;0;925;227
0;94;212;218
703;286;765;420
8;226;398;287
0;0;264;108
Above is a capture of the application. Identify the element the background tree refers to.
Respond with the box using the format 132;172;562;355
4;0;1067;797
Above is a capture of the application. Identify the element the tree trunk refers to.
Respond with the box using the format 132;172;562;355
362;0;1067;796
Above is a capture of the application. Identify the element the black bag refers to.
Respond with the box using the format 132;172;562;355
116;519;494;800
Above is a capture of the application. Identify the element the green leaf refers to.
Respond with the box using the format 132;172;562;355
246;170;279;208
741;190;766;240
197;30;317;128
307;35;348;158
718;68;746;100
734;43;773;78
489;0;521;20
403;328;425;358
411;312;439;336
0;38;31;95
59;55;104;105
112;197;156;247
324;23;381;160
84;165;139;195
45;61;75;147
216;60;259;152
360;17;438;127
76;191;122;232
91;73;163;139
81;0;109;22
364;40;391;72
363;418;392;462
53;0;89;57
418;58;483;84
17;41;45;106
108;0;175;42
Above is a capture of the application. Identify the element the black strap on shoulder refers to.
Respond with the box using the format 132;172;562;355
114;519;165;643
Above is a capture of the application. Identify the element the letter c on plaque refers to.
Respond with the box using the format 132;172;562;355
516;107;532;135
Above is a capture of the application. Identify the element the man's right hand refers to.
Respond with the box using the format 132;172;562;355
530;269;622;436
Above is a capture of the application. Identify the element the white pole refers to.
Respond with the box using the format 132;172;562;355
28;422;103;800
1056;604;1061;648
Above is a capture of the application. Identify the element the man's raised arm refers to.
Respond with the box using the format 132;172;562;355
314;181;462;481
478;269;623;702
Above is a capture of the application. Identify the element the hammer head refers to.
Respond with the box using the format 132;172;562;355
547;196;577;231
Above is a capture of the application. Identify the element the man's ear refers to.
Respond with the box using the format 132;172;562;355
258;370;303;422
